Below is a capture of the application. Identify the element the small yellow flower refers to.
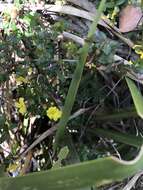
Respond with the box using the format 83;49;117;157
55;0;66;5
111;7;118;20
15;97;27;115
16;76;28;85
28;67;32;75
46;106;62;121
7;163;19;173
136;50;143;59
140;52;143;59
133;45;143;59
128;60;134;65
106;7;118;21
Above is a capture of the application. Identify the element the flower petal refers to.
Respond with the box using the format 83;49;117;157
47;106;62;121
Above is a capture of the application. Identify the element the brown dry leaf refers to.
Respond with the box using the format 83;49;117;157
119;5;142;33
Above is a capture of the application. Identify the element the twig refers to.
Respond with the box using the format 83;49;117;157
20;125;57;158
123;171;143;190
62;31;84;45
20;150;33;175
85;77;124;126
67;0;96;13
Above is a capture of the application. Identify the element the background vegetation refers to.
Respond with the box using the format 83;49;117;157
0;0;143;189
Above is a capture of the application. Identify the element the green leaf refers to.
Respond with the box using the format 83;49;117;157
102;40;117;55
0;116;5;128
116;0;126;5
57;146;69;161
1;148;143;189
10;22;18;31
23;12;40;27
95;108;137;121
126;77;143;119
52;146;69;169
0;74;8;84
0;165;6;177
90;128;143;148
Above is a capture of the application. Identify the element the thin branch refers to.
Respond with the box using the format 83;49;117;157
20;125;57;157
123;171;143;190
67;0;97;13
62;31;84;45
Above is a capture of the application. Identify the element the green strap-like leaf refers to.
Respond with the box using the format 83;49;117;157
1;148;143;190
90;128;143;148
95;108;137;121
54;0;106;151
126;77;143;119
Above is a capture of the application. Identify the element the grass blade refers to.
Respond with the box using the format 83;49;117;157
95;108;137;121
126;77;143;119
90;128;143;148
54;0;106;150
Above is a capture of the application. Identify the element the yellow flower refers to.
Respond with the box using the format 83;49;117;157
16;76;28;85
55;0;66;5
140;52;143;59
46;106;62;121
106;7;118;21
7;163;19;173
15;97;27;115
128;60;134;65
111;7;118;20
133;45;143;59
28;67;32;75
136;50;143;59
